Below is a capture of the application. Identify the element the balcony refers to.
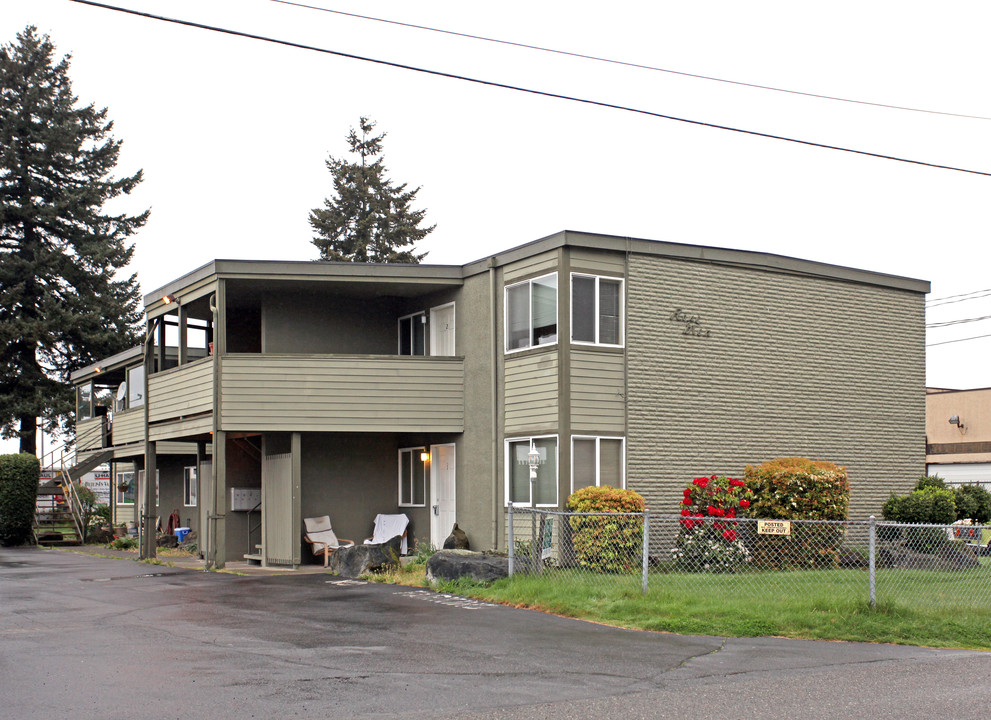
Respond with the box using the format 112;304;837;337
219;353;464;433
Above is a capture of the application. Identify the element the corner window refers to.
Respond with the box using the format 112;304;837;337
505;273;558;352
183;466;198;507
399;312;427;356
572;274;623;346
399;447;427;507
506;436;558;506
116;472;135;505
77;382;94;421
572;436;625;492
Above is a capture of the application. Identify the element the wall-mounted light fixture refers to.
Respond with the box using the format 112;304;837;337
93;365;104;374
949;415;965;429
162;294;176;305
420;451;430;463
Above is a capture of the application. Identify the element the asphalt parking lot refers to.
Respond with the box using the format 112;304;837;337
1;546;988;719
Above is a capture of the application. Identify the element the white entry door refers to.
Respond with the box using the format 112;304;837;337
430;444;456;549
430;303;455;357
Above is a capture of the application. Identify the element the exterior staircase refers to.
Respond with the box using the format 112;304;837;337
33;444;114;546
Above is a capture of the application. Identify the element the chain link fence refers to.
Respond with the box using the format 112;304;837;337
507;505;991;609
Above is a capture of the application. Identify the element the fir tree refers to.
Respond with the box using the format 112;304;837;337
0;27;147;456
310;117;434;263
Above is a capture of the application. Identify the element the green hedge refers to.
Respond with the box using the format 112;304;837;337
566;486;645;573
0;454;40;546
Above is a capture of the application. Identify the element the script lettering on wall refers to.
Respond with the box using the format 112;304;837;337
669;308;712;339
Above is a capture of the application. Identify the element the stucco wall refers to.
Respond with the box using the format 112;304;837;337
626;254;926;520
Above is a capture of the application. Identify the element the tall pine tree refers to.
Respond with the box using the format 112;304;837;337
0;27;147;456
310;117;434;263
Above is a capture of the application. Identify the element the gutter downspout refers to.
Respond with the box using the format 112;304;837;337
489;257;500;550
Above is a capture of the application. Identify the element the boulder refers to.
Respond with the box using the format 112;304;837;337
87;527;115;544
329;535;402;577
426;550;509;584
156;534;179;549
442;523;470;550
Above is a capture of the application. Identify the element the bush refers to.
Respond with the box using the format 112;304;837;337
881;479;958;554
744;458;849;569
954;485;991;523
0;454;40;546
672;475;752;573
108;535;138;550
566;486;645;573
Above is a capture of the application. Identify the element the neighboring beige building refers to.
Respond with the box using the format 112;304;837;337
71;231;930;568
926;387;991;486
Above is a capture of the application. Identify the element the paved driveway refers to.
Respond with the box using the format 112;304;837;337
1;546;987;719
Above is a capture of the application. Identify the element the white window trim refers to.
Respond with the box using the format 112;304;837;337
116;471;135;505
571;435;626;492
504;434;559;507
504;272;559;355
397;311;427;356
570;273;624;347
398;446;427;508
183;466;197;507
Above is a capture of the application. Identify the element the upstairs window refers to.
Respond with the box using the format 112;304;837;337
572;274;623;346
399;312;427;356
127;365;145;408
76;382;94;421
506;273;558;352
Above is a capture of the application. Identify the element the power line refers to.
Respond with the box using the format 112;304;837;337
69;0;991;179
271;0;991;123
927;332;991;347
927;288;991;307
927;314;991;328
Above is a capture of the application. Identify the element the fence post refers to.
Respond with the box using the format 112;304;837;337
531;506;538;575
868;515;876;609
508;502;514;577
641;510;650;595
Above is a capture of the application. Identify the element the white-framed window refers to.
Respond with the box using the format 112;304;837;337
77;382;94;421
505;435;558;507
127;364;145;408
398;312;427;356
135;469;160;506
571;274;623;346
505;273;558;352
398;447;427;506
116;471;135;505
571;436;625;492
183;466;197;507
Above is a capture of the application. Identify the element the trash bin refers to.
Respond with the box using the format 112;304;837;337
175;527;191;542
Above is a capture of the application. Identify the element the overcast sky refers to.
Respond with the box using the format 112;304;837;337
3;0;990;455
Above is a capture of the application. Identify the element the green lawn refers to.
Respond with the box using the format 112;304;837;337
425;564;991;650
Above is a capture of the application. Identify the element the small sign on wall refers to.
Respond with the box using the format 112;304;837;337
230;487;261;511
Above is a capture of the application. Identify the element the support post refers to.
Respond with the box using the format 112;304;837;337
507;502;514;576
868;515;877;608
641;510;650;595
139;440;157;560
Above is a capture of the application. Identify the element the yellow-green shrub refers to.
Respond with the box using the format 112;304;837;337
566;486;645;573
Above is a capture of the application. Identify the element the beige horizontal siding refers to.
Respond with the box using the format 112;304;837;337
148;358;214;423
570;348;625;434
505;351;558;434
220;354;464;433
626;254;926;520
76;417;105;452
112;408;144;445
503;250;559;284
569;247;626;277
147;414;214;442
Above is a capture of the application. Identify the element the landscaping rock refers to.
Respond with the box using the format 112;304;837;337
156;534;179;549
879;543;979;570
426;550;508;584
329;536;402;577
87;527;115;544
442;523;470;550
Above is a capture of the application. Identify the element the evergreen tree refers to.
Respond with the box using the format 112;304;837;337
310;117;433;263
0;27;147;456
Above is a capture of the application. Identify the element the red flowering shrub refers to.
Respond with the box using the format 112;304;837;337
566;486;645;573
672;475;751;573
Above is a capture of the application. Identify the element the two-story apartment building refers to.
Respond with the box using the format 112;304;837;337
70;231;930;568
